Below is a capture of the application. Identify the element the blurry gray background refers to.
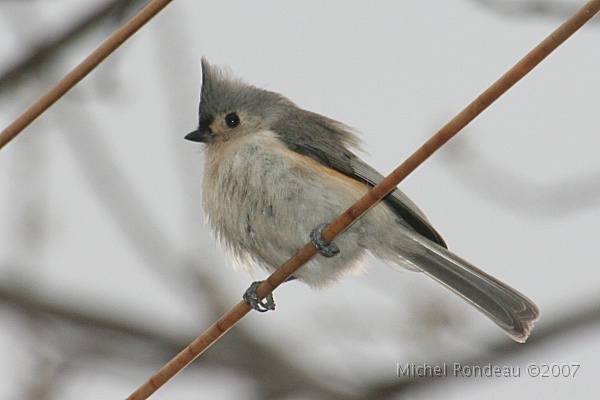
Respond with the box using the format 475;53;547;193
1;0;599;399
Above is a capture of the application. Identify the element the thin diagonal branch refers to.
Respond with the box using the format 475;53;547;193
3;271;600;400
126;1;600;399
0;280;347;400
0;0;147;91
0;0;174;150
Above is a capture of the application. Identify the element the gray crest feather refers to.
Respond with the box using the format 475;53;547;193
200;58;294;128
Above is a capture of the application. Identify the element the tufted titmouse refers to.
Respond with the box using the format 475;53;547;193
185;59;539;342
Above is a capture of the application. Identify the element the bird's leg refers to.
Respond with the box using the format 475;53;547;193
310;223;340;257
243;281;276;312
244;222;338;312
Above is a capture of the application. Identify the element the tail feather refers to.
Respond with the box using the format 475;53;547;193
403;232;539;343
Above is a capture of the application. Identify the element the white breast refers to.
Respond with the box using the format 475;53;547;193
200;130;393;286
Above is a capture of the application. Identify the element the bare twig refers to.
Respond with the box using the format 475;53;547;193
369;298;600;399
0;0;147;91
126;1;600;399
0;0;174;150
441;138;600;216
0;281;347;400
2;278;600;399
474;0;600;23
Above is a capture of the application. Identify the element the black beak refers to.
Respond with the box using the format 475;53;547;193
184;128;214;143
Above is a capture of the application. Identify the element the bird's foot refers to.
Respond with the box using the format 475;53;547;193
243;281;276;312
310;223;340;257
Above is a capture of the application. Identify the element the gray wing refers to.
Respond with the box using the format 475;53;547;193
278;113;448;248
349;156;447;248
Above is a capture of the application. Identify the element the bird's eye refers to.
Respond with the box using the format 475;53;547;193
225;112;240;128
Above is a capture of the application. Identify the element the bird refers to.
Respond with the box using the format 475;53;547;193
185;58;539;343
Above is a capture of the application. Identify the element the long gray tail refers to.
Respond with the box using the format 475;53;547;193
401;232;540;343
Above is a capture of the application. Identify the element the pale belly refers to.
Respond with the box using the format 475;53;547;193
201;131;408;286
